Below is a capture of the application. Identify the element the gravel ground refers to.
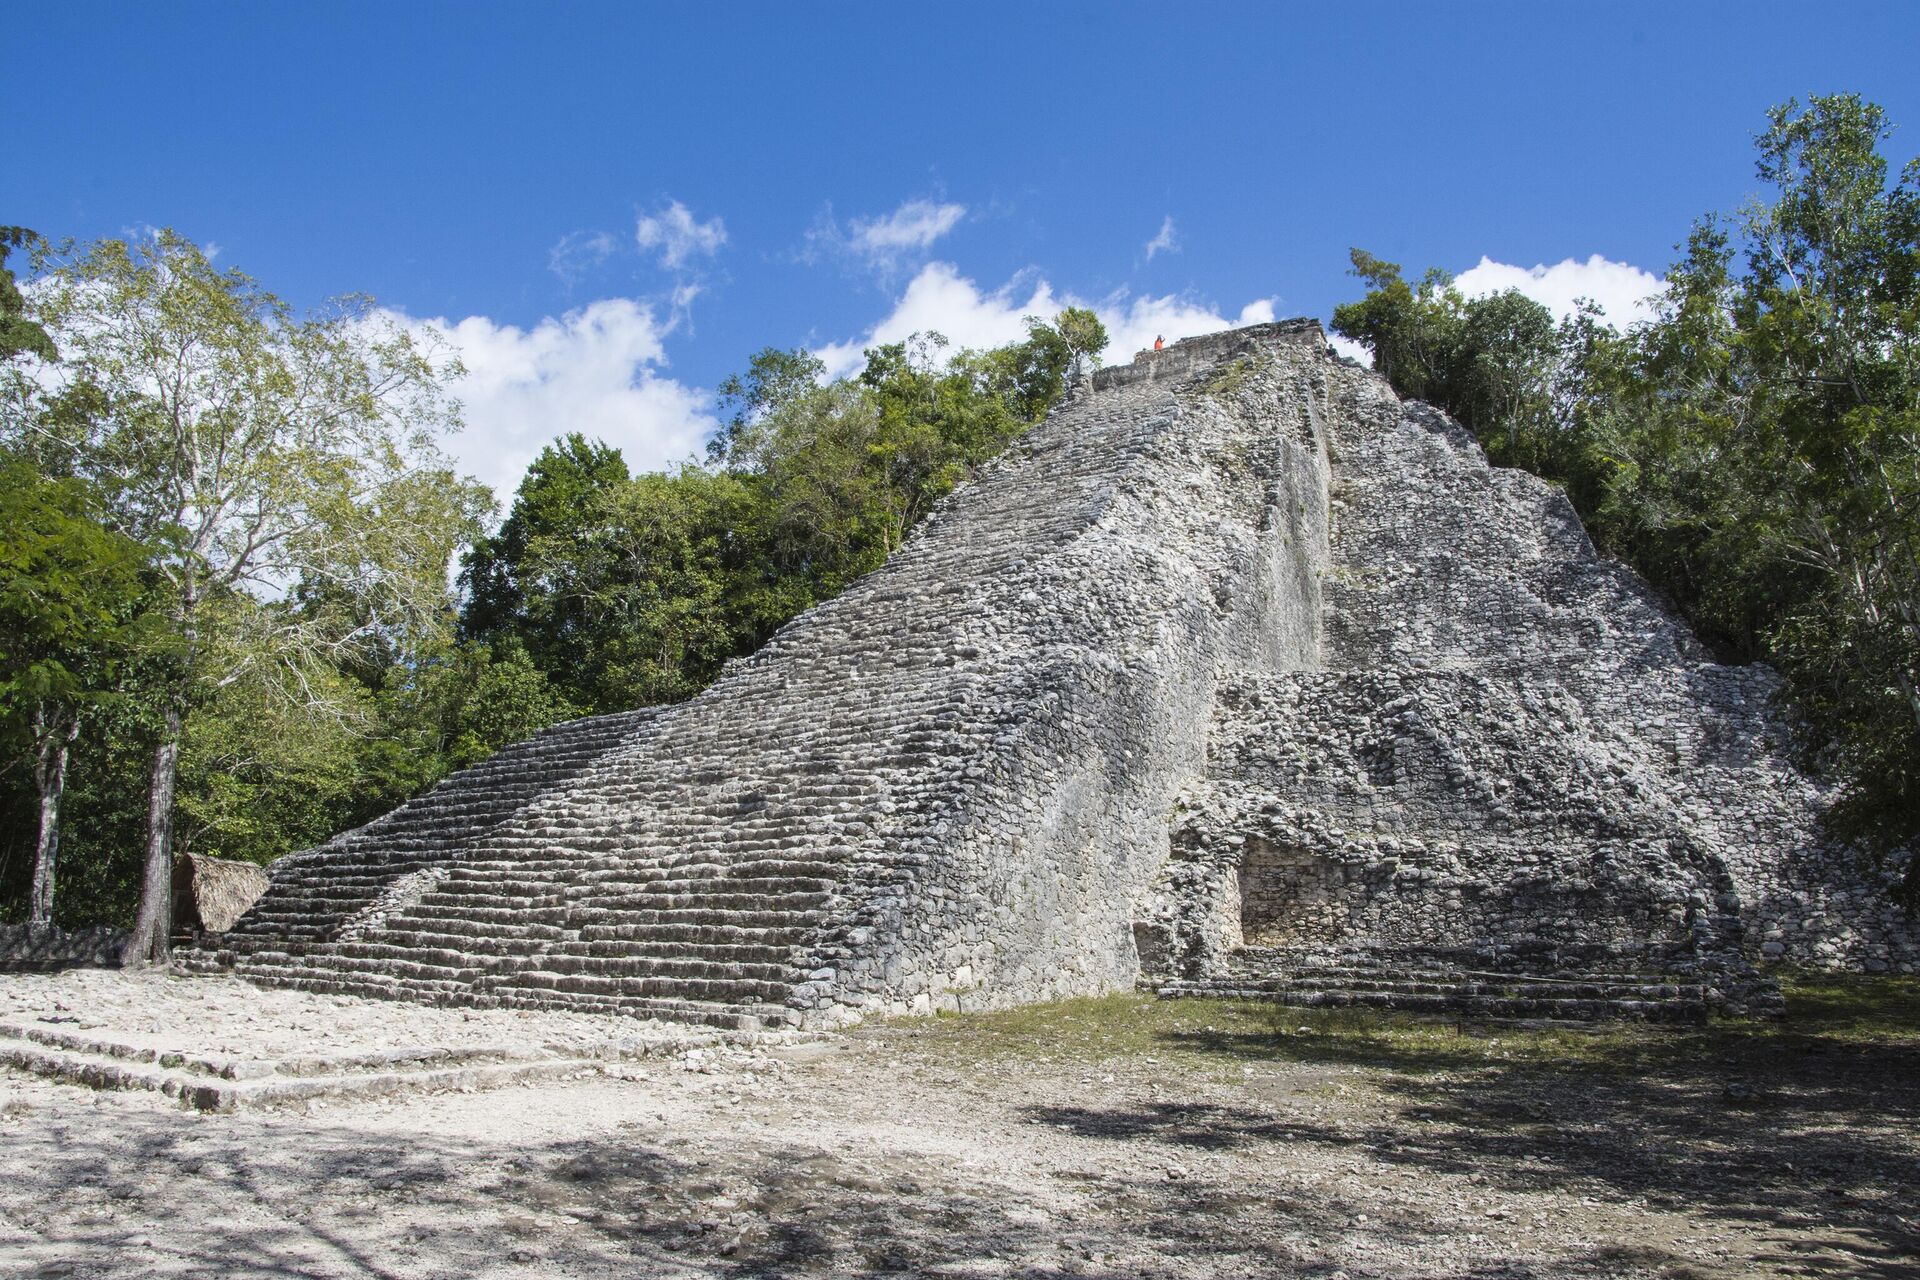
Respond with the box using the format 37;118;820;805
1;975;1916;1279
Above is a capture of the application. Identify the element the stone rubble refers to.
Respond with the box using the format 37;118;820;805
188;321;1916;1028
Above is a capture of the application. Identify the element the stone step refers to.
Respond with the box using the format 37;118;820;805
533;953;793;983
573;888;838;912
234;969;794;1031
1211;972;1707;1000
575;921;813;946
327;940;533;968
1225;964;1707;996
496;968;791;1005
335;927;557;955
257;952;491;986
320;938;796;982
0;1020;574;1082
575;938;803;964
243;947;797;1004
0;1027;609;1112
1149;979;1710;1024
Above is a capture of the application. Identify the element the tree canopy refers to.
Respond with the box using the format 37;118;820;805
2;230;490;957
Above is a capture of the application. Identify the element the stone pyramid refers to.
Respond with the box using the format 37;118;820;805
193;321;1916;1027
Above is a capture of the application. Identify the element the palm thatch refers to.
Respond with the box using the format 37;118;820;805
172;853;270;933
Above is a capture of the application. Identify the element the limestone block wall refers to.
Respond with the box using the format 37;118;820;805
0;925;125;971
1175;671;1740;969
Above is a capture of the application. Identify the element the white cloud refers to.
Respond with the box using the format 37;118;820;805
1144;215;1179;261
814;260;1280;378
548;230;618;283
1452;254;1663;328
805;198;968;277
387;298;715;507
851;200;966;259
634;200;727;270
813;261;1056;377
1328;333;1373;367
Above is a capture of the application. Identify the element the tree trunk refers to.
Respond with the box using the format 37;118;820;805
27;708;79;932
121;702;182;967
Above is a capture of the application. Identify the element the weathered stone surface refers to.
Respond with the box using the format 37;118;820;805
0;925;126;972
189;321;1917;1027
1142;344;1915;1016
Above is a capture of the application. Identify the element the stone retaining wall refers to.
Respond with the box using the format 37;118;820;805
0;925;125;972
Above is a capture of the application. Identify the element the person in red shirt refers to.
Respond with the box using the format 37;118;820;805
1153;335;1164;351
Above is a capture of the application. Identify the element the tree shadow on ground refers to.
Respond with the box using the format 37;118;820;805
1109;1007;1920;1280
0;1098;1349;1279
1;1079;1728;1280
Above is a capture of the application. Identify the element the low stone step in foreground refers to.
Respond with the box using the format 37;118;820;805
0;968;805;1112
1149;977;1714;1024
1145;946;1786;1023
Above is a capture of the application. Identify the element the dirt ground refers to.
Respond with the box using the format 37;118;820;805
2;974;1917;1279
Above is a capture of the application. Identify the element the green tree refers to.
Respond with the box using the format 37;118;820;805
171;641;369;865
1052;306;1109;382
709;347;827;467
439;640;582;769
1576;99;1920;871
11;231;490;962
1332;249;1561;469
1331;250;1465;405
1713;95;1920;874
461;433;631;641
516;464;764;709
0;228;54;364
0;457;160;928
1457;287;1559;465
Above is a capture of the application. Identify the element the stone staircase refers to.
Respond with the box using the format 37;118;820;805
190;324;1341;1030
1148;946;1726;1023
197;708;659;955
200;712;890;1028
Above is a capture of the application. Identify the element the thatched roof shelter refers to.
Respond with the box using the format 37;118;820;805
172;853;270;933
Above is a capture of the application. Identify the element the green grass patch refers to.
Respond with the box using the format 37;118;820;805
885;971;1920;1079
1774;968;1920;1042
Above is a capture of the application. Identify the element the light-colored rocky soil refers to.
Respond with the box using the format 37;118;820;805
2;973;1915;1279
0;969;720;1064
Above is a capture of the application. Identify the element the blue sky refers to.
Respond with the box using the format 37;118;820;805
11;3;1919;503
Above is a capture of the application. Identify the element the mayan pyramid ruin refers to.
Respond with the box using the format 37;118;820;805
189;321;1920;1028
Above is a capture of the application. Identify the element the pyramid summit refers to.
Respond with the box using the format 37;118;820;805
190;321;1919;1027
